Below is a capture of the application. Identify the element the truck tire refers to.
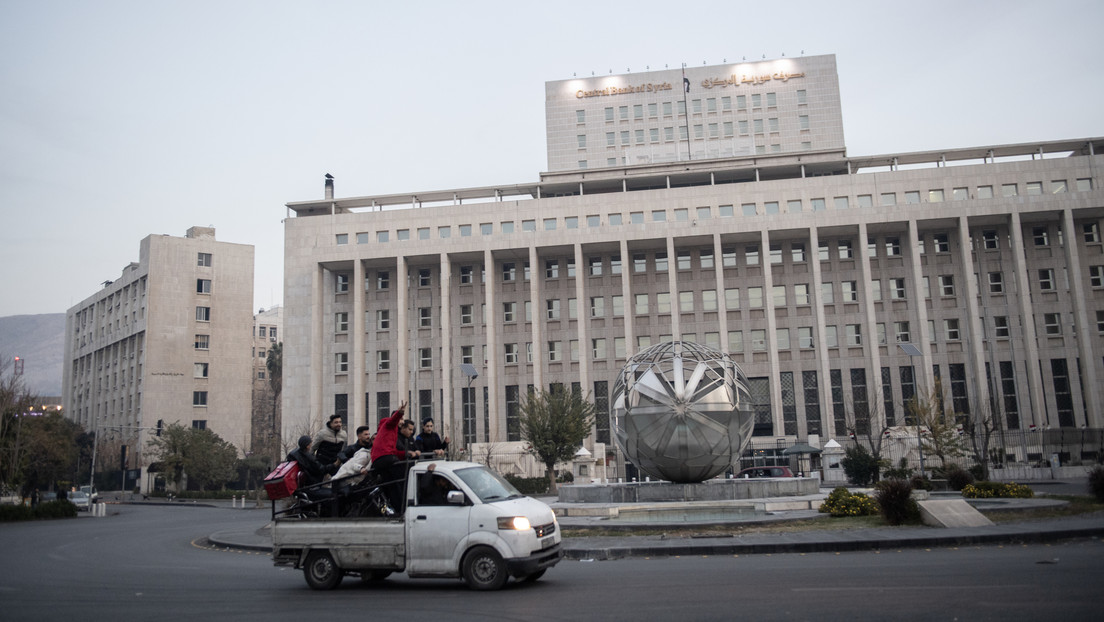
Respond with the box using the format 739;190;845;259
304;550;343;590
461;546;507;590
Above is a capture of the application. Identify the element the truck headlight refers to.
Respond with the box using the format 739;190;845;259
497;516;531;531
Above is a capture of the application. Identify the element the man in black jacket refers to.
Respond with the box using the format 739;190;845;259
288;435;338;488
340;426;374;463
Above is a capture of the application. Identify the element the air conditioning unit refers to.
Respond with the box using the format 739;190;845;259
270;336;276;342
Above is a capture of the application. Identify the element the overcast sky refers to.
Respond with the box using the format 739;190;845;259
1;0;1101;318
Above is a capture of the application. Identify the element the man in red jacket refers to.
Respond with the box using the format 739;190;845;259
371;400;409;512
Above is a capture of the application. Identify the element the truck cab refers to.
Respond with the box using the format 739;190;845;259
272;460;562;590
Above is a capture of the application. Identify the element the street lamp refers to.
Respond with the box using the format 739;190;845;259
460;363;479;455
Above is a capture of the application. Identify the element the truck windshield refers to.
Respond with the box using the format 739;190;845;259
454;466;523;503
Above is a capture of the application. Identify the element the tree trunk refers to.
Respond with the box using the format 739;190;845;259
547;464;557;495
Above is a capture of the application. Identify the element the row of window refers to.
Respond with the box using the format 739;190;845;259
335;180;1095;247
583;115;807;149
580;91;804;124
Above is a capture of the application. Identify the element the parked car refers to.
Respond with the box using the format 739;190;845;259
80;485;99;503
736;466;795;478
69;491;91;511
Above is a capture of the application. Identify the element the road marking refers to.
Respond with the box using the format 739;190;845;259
792;584;1037;592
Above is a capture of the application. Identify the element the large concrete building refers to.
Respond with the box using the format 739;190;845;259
251;305;283;463
63;227;255;488
282;55;1103;476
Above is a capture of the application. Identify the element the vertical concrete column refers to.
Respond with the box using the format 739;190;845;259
1061;208;1100;426
439;253;454;443
352;259;366;428
1008;212;1046;428
808;226;832;437
665;236;680;339
310;264;324;431
760;229;783;435
574;243;590;422
621;239;635;357
906;219;935;394
856;221;884;430
483;248;500;442
529;245;544;391
956;216;991;415
712;234;727;352
396;255;410;405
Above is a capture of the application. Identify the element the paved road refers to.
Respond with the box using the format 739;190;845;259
2;504;1102;621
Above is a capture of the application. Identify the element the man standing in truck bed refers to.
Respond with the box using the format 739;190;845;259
370;400;409;512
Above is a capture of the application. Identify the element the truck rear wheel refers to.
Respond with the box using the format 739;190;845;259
461;546;507;591
304;550;343;590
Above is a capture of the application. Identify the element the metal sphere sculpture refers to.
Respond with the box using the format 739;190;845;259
612;341;755;483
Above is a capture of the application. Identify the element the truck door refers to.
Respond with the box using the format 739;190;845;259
406;472;472;575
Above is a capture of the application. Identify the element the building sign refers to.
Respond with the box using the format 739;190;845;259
574;70;805;99
700;71;805;89
577;82;673;99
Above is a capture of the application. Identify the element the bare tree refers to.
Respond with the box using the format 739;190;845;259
907;379;968;470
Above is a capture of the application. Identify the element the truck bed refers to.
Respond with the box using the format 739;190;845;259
272;518;406;570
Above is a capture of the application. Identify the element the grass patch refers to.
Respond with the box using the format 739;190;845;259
985;495;1104;524
562;515;886;539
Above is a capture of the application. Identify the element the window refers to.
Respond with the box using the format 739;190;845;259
1084;223;1100;243
776;328;790;350
944;319;960;341
194;363;208;378
700;249;714;269
460;304;473;325
590;296;605;317
881;192;896;206
772;286;786;306
764;201;779;215
197;252;212;267
811;198;826;211
193;391;208;407
677;250;692;270
905;191;921;204
657;292;671;313
335;233;348;245
548;341;562;362
876;323;887;345
794;283;810;305
1091;266;1104;288
503;302;517;322
894;321;910;343
1026;181;1043;196
798;326;814;349
929;189;945;203
728;331;743;353
821;282;834;304
751;329;766;351
748;286;763;308
988;272;1004;294
939;275;955;296
588;256;603;276
680;291;695;312
1001;183;1018;197
1038;269;1055;291
1077;178;1092;191
376;310;390;330
982;230;999;250
459;265;473;285
994;316;1010;338
419;348;432;369
825;325;838;348
846;324;862;346
502;263;516;282
504;344;518;364
630;212;644;224
745;246;759;266
545;260;559;279
953;187;969;201
418;307;432;328
335;312;349;332
842;281;858;302
591;338;606;359
1033;227;1049;247
857;195;873;208
724;288;739;310
655;252;668;272
194;334;209;350
195;306;210;322
838;240;853;259
933;234;950;253
196;279;212;294
377;272;390;289
769;244;783;265
335;352;349;373
977;185;994;199
1043;313;1062;336
701;289;717;311
635;293;649;315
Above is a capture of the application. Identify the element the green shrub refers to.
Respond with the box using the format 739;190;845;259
35;500;78;519
1089;465;1104;502
883;458;913;480
841;445;883;486
961;481;1034;499
0;504;34;522
503;475;549;495
910;474;934;491
819;486;880;517
968;464;986;481
943;464;974;491
875;478;920;525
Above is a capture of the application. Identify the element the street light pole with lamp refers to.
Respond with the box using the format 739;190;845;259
899;342;927;478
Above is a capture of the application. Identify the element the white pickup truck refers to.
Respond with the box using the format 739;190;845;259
271;460;563;590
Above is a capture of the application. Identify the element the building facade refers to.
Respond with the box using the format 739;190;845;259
63;227;256;487
251;306;283;463
282;58;1103;476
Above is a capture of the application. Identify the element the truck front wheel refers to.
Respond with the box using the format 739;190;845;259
304;550;343;590
461;546;507;590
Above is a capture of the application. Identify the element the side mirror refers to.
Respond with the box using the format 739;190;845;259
447;490;466;505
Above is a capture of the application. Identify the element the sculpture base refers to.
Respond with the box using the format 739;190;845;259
557;477;819;503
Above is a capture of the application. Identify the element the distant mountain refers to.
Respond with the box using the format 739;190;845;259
0;313;65;396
